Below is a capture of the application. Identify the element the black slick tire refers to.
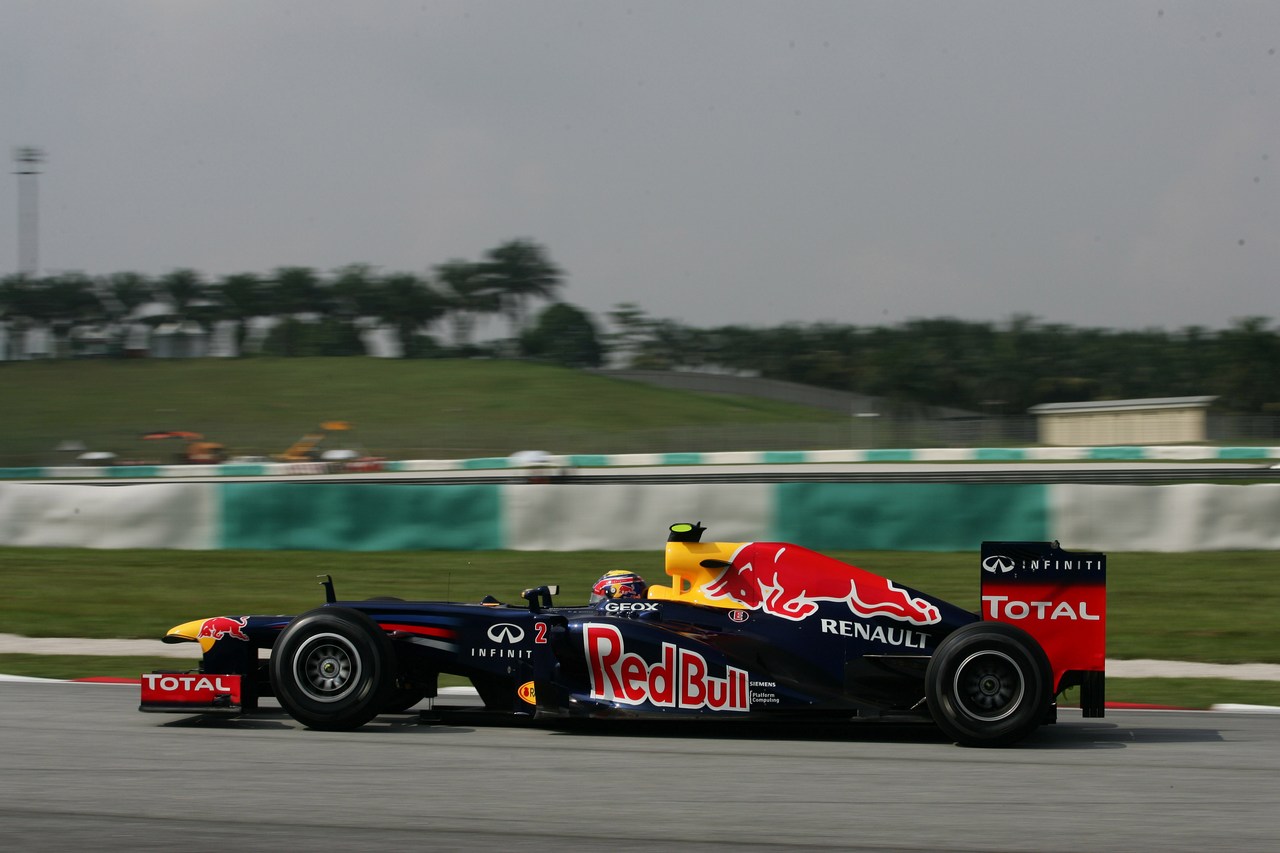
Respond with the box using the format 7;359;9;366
926;621;1051;747
271;606;396;730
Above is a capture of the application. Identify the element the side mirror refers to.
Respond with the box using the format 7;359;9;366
521;584;559;612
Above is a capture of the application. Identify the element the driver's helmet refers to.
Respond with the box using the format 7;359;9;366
589;570;647;604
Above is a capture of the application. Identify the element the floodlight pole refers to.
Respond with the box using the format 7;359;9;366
13;146;45;277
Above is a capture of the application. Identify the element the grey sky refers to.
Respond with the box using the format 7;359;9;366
3;1;1277;332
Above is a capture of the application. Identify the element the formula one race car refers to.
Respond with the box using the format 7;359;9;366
141;523;1106;747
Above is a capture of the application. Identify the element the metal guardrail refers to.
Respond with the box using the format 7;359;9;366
17;459;1279;487
274;465;1280;487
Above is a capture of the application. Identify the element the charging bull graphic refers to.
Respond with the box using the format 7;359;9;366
703;543;941;625
197;616;251;642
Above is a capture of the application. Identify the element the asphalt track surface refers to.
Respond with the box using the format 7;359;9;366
4;682;1278;852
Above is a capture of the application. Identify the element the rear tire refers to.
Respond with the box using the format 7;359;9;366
926;622;1051;747
271;607;395;730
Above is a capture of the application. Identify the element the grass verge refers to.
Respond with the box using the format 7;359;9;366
1060;678;1280;710
3;546;1277;664
0;358;847;464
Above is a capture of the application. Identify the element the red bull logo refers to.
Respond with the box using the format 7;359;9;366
196;616;250;642
585;624;749;712
703;543;941;625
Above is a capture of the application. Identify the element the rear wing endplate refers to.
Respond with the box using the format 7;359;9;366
981;541;1107;717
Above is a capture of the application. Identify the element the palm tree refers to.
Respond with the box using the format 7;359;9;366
606;302;655;369
375;272;445;357
329;263;389;336
482;239;562;339
0;274;39;359
1218;317;1279;412
43;272;102;357
266;266;324;317
263;267;325;356
99;272;153;320
435;259;499;349
159;269;211;316
0;272;99;358
154;268;220;357
213;272;270;355
329;264;379;317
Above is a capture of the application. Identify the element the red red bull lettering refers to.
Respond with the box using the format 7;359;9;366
584;624;749;712
703;543;941;625
197;616;250;642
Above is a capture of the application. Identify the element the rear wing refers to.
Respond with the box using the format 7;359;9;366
981;541;1106;717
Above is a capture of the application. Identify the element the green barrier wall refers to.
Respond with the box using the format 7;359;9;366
771;483;1049;551
7;481;1278;552
218;483;503;551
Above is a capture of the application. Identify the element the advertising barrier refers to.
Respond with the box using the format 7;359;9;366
2;480;1279;552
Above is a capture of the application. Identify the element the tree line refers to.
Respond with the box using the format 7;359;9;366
607;309;1280;416
3;242;1278;414
0;239;588;361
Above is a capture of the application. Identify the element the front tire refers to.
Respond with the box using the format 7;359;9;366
271;607;395;730
926;622;1051;747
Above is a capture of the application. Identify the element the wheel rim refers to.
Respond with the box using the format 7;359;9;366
292;632;363;703
952;650;1024;722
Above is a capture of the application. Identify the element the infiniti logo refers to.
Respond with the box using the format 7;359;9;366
982;555;1015;574
486;623;525;643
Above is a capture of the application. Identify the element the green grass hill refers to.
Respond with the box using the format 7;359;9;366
0;358;846;466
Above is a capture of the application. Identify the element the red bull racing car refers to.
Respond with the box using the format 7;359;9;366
141;523;1106;747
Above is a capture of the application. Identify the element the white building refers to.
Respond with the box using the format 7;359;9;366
1029;396;1218;445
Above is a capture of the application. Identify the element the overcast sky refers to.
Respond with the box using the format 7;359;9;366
3;1;1277;332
